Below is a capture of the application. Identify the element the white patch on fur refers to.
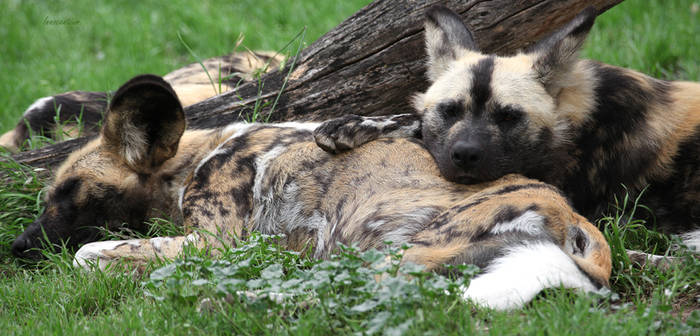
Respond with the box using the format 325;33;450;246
360;118;396;129
381;223;424;246
150;237;173;252
193;147;227;176
23;96;53;117
210;121;321;249
353;116;421;140
680;229;700;252
185;232;200;244
252;181;329;257
364;219;387;230
177;186;187;211
73;240;140;270
387;114;413;121
271;122;321;131
308;211;330;256
490;210;544;235
462;241;602;310
221;122;253;136
252;145;287;200
121;121;148;166
366;207;441;246
372;114;423;138
329;222;338;242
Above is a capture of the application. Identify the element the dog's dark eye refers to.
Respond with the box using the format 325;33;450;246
437;102;462;119
494;106;523;125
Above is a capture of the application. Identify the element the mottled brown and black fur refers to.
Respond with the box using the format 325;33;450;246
0;50;282;152
12;74;610;310
314;6;700;247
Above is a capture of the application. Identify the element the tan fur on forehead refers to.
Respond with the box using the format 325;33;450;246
491;55;557;129
414;55;483;116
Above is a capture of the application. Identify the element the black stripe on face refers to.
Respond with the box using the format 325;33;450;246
469;57;495;115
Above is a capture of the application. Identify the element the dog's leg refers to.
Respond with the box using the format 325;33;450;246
624;229;700;269
460;241;609;310
0;91;107;152
400;182;611;310
624;249;691;270
313;113;421;153
73;233;202;271
681;229;700;252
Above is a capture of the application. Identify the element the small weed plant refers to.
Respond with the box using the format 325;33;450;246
143;234;479;335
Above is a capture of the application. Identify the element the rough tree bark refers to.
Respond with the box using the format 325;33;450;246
10;0;624;171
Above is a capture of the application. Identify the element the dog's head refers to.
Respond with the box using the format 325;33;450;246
12;75;186;259
414;6;597;184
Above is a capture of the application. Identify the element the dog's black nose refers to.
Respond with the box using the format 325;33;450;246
451;141;483;169
11;236;31;258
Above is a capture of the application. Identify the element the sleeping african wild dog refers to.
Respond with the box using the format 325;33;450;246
0;50;282;152
11;74;611;310
314;6;700;251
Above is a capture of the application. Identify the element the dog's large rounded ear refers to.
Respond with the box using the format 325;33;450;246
527;7;597;94
102;74;185;173
424;5;478;81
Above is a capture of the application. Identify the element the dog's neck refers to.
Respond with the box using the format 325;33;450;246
150;125;243;223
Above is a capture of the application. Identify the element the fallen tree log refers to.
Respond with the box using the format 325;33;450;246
11;0;624;170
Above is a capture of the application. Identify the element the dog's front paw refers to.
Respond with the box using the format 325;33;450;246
73;240;132;271
313;114;367;154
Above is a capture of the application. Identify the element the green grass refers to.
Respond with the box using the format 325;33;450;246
584;0;700;81
0;0;371;131
1;0;699;334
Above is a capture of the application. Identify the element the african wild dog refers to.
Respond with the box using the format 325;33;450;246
0;50;282;152
11;74;611;310
313;6;700;250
